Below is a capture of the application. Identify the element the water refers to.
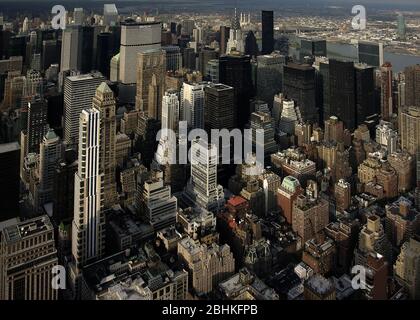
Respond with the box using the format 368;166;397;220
326;42;420;72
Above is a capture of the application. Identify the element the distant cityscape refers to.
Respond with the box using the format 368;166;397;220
0;1;419;302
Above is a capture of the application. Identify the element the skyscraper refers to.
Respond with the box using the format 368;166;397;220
135;49;166;119
103;4;118;26
184;138;225;212
358;41;384;67
63;72;105;149
380;62;393;121
219;26;230;55
204;83;235;131
283;63;318;124
355;63;375;125
261;11;274;55
38;129;62;207
257;53;285;107
92;82;117;208
119;19;162;103
27;96;48;154
180;82;206;129
244;31;259;58
397;13;406;40
404;64;420;107
199;47;218;77
399;105;420;156
161;89;180;133
329;60;356;130
219;53;254;128
72;109;105;270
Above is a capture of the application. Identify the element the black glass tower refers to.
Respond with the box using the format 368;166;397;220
262;10;274;55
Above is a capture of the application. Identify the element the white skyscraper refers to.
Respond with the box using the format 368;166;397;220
72;109;105;270
184;138;225;212
103;4;118;26
119;19;161;103
60;26;81;72
63;72;105;148
161;89;180;133
180;82;206;129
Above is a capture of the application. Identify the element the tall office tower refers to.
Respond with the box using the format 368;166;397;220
363;253;388;300
73;8;84;25
180;82;206;129
380;62;393;121
219;26;230;55
355;215;392;267
0;142;19;221
63;72;105;149
292;192;329;244
283;63;318;124
110;53;120;82
206;59;219;83
244;31;259;58
135;49;166;119
250;111;277;158
181;20;195;36
119;19;161;103
38;129;62;207
142;170;177;231
184;138;225;212
355;63;375;125
376;121;398;154
358;41;384;67
60;26;80;72
92;83;117;208
0;215;58;300
199;47;218;77
182;47;196;71
96;32;116;79
42;40;60;70
329;59;356;130
335;179;351;213
162;46;182;72
261;10;274;55
404;64;420;107
161;89;180;133
399;106;420;156
72;109;105;270
60;26;94;73
397;13;406;40
204;83;235;131
27;97;48;154
394;236;420;299
219;53;254;129
103;4;118;26
257;53;285;107
277;176;303;224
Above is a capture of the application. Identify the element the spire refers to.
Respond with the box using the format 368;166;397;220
232;8;240;30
